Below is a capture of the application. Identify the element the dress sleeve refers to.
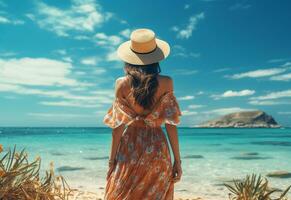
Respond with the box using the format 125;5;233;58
103;97;134;129
159;92;182;126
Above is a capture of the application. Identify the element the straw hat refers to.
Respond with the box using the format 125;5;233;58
117;28;170;65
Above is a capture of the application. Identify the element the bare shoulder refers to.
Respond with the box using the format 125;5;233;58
115;76;127;85
158;75;172;81
115;76;130;88
157;75;173;92
115;76;127;96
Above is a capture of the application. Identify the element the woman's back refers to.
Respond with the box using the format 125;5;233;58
116;74;174;117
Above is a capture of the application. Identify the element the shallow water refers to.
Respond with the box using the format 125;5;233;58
1;127;291;199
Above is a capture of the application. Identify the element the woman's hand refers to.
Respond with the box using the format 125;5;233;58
106;159;116;181
172;160;182;183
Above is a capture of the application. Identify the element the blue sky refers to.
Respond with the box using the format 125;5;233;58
0;0;291;127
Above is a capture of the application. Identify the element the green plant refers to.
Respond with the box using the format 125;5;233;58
224;174;291;200
0;145;71;200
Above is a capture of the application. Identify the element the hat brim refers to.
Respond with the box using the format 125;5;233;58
117;39;170;65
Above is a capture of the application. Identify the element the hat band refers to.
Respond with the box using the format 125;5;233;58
130;45;157;55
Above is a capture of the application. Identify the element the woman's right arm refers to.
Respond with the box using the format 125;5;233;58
164;77;182;183
165;123;182;183
165;123;181;164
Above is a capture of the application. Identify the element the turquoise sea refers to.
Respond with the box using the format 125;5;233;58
1;127;291;199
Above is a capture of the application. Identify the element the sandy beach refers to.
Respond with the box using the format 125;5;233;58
68;189;205;200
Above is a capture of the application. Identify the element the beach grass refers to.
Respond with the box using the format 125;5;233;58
224;174;291;200
0;145;71;200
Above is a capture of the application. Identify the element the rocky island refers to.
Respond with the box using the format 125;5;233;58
198;110;280;128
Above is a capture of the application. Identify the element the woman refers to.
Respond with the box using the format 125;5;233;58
103;28;182;200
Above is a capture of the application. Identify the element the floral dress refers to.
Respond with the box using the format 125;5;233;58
103;91;182;200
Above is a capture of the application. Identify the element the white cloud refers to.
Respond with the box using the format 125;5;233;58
80;57;99;65
73;35;91;40
40;100;101;108
54;49;67;55
173;69;198;75
249;100;291;106
61;28;128;46
0;16;24;25
25;13;35;20
270;73;291;81
62;57;73;63
188;104;204;109
196;91;204;95
172;45;184;51
278;111;291;115
213;68;231;73
222;90;255;97
90;32;123;63
172;45;200;59
106;48;120;62
250;90;291;100
0;51;17;57
173;52;200;58
171;26;179;32
29;0;112;37
172;12;205;39
90;90;115;97
93;68;106;74
74;71;86;76
229;68;287;79
203;107;251;116
0;16;9;23
0;57;87;87
283;62;291;67
178;95;195;100
95;32;123;46
28;112;92;119
212;89;255;99
184;4;190;9
229;3;251;11
0;83;113;105
119;28;131;38
0;83;71;99
182;110;198;116
268;58;287;63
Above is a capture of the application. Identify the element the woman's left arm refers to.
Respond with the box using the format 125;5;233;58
109;124;125;164
106;77;126;180
107;124;125;180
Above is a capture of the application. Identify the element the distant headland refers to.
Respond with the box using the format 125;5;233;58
197;110;281;128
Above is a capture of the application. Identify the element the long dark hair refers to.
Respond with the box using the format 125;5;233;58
124;62;161;110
